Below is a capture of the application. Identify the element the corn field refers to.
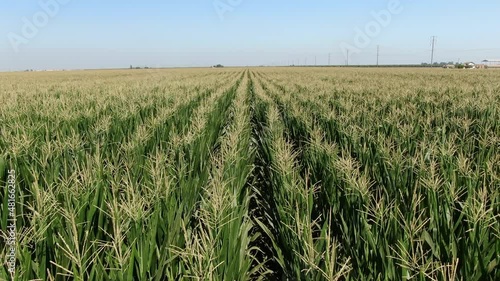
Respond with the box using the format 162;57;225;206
0;68;499;280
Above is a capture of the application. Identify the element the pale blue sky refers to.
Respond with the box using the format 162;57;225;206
1;0;499;70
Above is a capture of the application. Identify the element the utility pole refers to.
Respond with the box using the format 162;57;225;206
346;49;349;66
430;36;437;66
315;56;317;66
328;53;331;66
377;45;380;66
305;58;307;66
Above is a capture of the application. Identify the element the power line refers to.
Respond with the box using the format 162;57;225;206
377;45;380;66
430;36;437;66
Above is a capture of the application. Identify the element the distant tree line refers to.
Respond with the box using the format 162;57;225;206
420;62;455;67
130;65;150;69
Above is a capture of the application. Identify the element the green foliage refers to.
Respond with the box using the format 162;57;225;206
0;68;498;280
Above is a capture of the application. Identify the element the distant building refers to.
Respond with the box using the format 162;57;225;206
464;62;476;69
443;64;455;69
482;60;500;68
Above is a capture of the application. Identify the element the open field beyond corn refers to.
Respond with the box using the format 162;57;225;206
0;68;499;280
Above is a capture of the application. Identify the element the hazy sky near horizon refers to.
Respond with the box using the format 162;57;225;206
1;0;499;71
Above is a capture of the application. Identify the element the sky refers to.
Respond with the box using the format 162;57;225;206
1;0;499;71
